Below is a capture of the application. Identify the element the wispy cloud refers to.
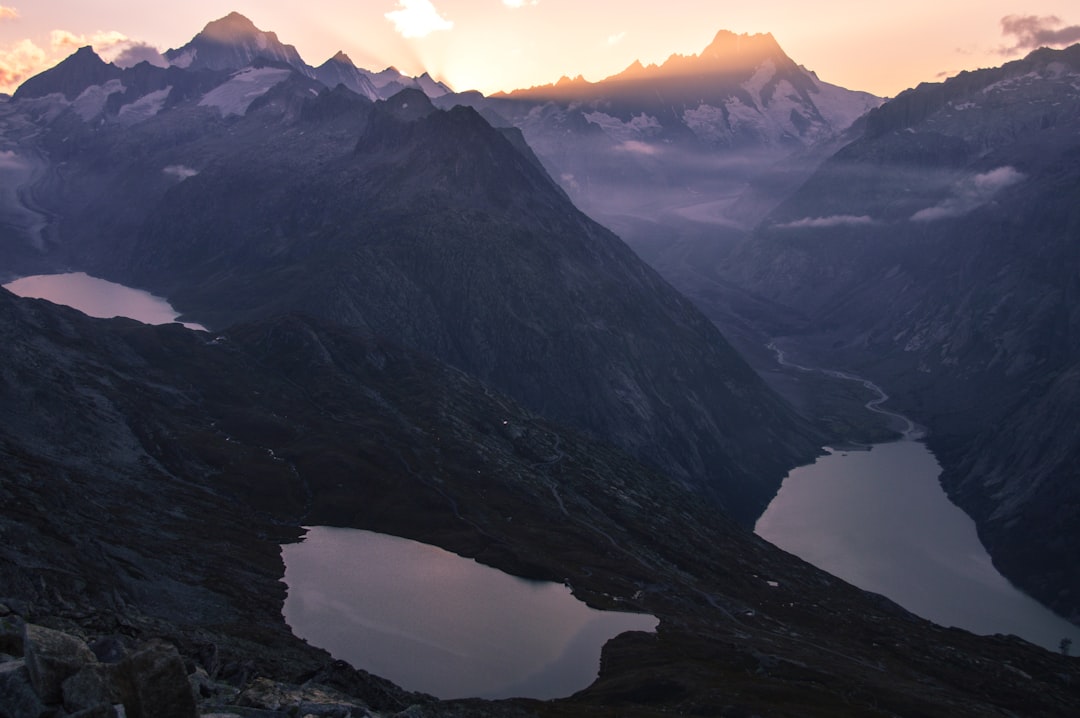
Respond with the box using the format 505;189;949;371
911;166;1024;222
607;32;627;46
774;214;876;230
503;0;539;7
0;38;45;93
0;6;18;21
49;29;166;68
163;165;198;181
1000;15;1080;53
614;140;659;155
385;0;453;39
50;29;129;54
111;42;167;68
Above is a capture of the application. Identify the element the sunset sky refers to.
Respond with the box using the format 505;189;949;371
2;1;1079;97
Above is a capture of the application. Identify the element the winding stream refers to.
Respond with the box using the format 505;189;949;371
756;341;1079;652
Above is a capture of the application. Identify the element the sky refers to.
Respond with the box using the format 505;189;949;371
2;1;1079;97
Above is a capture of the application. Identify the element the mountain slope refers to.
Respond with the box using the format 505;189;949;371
4;39;820;522
114;87;820;522
726;43;1080;622
2;287;1078;716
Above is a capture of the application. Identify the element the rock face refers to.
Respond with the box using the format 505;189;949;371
725;43;1080;622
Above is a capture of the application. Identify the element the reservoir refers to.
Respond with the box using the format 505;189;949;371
756;362;1079;652
2;272;206;330
281;527;659;700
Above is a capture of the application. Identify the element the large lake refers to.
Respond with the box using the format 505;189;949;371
282;527;658;700
756;438;1080;652
3;272;206;330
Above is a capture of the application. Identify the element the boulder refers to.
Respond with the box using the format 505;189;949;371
0;659;46;718
121;639;197;718
63;661;125;713
23;622;96;703
89;635;130;664
0;614;24;656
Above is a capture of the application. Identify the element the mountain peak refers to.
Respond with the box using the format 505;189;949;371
13;44;121;100
329;51;353;66
165;12;312;76
200;12;261;41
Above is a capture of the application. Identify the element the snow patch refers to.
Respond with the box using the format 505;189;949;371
583;111;662;142
911;166;1025;222
170;48;196;69
117;87;171;125
72;79;125;121
198;67;291;117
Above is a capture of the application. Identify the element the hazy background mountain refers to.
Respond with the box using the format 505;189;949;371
436;31;880;317
724;43;1080;622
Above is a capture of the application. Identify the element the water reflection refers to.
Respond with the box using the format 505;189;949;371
756;440;1079;652
282;527;658;699
3;272;205;330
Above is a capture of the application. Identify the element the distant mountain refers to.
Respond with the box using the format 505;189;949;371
313;51;379;100
726;43;1080;623
12;45;123;100
162;12;450;100
496;30;877;150
437;31;881;348
164;11;314;75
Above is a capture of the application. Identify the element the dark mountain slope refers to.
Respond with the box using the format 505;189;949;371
725;44;1080;621
116;87;819;522
2;287;1078;716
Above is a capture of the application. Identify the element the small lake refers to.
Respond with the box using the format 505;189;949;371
2;272;206;330
756;439;1080;652
281;527;658;700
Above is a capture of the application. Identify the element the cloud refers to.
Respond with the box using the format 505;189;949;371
0;38;46;93
607;32;627;46
163;165;198;181
614;140;659;156
1000;15;1080;53
774;214;876;230
503;0;539;7
111;42;168;69
51;29;129;55
0;6;18;21
385;0;453;39
911;166;1024;222
0;149;27;168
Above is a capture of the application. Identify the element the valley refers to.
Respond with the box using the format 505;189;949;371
0;10;1078;717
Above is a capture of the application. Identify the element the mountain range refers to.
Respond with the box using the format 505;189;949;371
725;43;1080;623
2;11;1079;716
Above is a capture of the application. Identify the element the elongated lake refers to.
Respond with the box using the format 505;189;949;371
281;527;658;700
2;272;205;330
756;435;1079;653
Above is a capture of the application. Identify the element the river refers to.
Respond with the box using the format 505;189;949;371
755;342;1079;652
